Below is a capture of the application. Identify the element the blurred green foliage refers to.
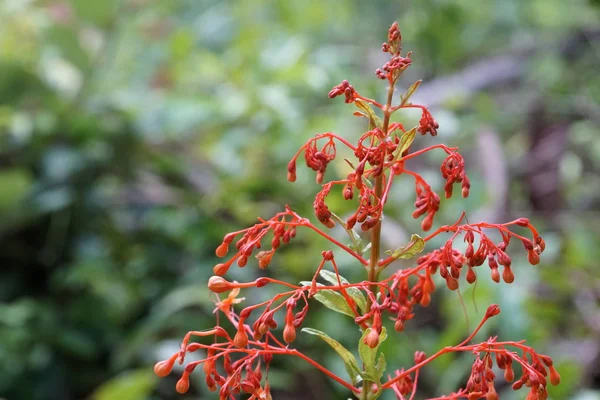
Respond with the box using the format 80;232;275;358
0;0;599;399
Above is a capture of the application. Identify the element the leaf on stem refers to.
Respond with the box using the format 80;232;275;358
319;270;368;313
300;281;356;317
396;127;417;158
355;100;383;130
302;327;362;385
385;233;425;260
400;79;422;107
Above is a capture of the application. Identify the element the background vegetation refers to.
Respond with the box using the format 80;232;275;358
0;0;599;399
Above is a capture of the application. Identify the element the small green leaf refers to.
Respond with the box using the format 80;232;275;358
366;354;387;400
376;353;387;380
319;270;368;313
396;127;417;158
347;229;364;253
355;100;383;130
361;242;372;254
302;328;362;385
389;234;425;260
400;79;422;106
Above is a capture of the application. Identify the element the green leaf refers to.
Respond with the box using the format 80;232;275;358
355;100;383;130
400;79;422;106
388;234;425;260
348;229;363;250
376;353;387;380
91;369;157;400
319;270;368;313
396;127;417;158
302;328;362;385
358;327;388;384
314;290;356;317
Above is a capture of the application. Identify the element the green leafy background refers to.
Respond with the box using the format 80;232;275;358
0;0;598;399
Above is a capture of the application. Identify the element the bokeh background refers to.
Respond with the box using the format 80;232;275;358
1;0;599;399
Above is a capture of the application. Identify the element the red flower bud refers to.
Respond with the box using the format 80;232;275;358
213;261;231;276
516;218;530;227
486;383;498;400
536;236;546;252
256;277;269;287
216;241;229;257
502;265;515;284
237;255;248;267
287;160;297;182
420;292;431;307
283;324;297;343
234;329;248;348
445;276;459;291
176;372;190;394
528;250;540;265
421;213;434;231
466;267;477;284
504;363;514;382
549;365;561;386
490;266;500;283
394;319;404;332
154;358;175;377
363;328;380;348
208;276;234;293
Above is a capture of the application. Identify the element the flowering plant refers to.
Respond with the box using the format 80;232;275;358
154;22;559;400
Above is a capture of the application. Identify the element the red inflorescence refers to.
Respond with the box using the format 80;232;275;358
154;22;555;400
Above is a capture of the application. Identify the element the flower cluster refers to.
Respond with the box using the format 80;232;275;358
154;22;558;400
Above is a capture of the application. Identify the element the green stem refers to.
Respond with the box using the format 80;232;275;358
361;81;394;400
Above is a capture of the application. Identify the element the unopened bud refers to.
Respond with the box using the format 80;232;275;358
287;160;297;182
421;213;434;231
490;266;500;283
504;364;514;382
363;328;380;348
394;319;404;332
176;373;190;394
549;365;561;386
527;250;540;265
536;236;546;252
515;218;530;227
154;358;175;377
216;241;229;257
237;255;248;267
420;292;431;307
213;262;230;276
445;276;459;291
256;277;269;287
208;276;234;293
466;267;477;284
283;324;296;343
234;329;248;348
502;265;515;284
